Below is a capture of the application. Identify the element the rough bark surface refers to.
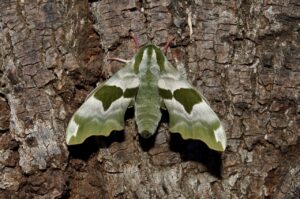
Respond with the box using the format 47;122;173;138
0;0;299;198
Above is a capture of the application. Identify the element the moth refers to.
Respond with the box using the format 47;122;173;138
66;42;227;151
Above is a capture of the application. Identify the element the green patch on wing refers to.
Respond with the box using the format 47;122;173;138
94;85;123;111
159;88;172;99
124;87;139;98
173;88;202;113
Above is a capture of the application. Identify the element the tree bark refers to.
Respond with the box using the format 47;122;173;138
0;0;299;198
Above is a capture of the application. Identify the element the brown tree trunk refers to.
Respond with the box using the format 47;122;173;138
0;0;299;198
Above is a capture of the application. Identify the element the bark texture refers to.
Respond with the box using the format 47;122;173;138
0;0;299;198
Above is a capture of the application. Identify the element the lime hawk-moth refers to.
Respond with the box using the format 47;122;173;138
66;40;226;151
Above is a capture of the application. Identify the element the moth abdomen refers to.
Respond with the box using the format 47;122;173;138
140;130;152;138
135;104;161;137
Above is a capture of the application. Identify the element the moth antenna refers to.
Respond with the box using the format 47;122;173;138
163;37;175;53
107;57;129;63
130;32;140;51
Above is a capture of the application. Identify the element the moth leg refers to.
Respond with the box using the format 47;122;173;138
130;32;140;52
173;49;187;79
163;37;175;53
107;57;129;63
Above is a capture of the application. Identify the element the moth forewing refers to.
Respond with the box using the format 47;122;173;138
66;61;139;145
157;55;227;151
